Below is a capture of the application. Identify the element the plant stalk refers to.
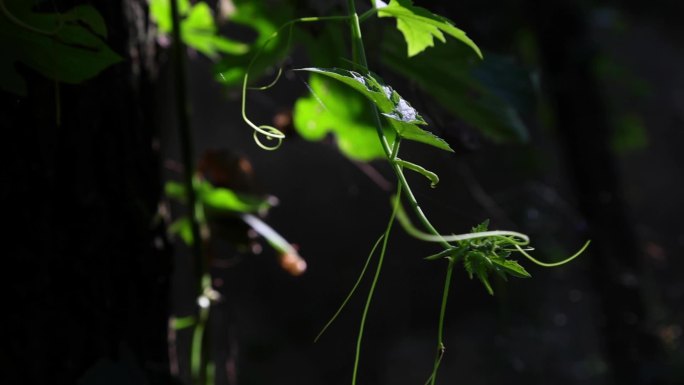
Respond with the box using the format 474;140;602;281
345;2;455;384
345;0;450;250
169;1;210;384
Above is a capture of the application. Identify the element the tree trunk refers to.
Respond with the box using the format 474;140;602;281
3;1;172;384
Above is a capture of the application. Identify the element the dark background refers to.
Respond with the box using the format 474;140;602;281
4;0;684;384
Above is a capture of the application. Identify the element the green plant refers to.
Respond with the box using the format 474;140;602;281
157;0;590;384
237;1;590;385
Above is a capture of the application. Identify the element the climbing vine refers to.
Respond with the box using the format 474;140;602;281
237;1;591;385
152;0;591;384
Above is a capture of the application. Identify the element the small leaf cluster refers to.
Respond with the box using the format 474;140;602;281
429;220;531;295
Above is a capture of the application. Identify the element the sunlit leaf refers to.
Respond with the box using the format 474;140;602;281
377;0;481;58
293;74;390;161
149;0;190;32
149;0;248;59
196;180;270;213
165;180;272;213
295;67;453;152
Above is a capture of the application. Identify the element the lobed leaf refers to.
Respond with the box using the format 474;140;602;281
490;258;531;278
293;74;390;160
464;252;494;295
295;67;453;152
377;0;482;58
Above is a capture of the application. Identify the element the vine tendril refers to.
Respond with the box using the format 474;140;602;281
247;66;284;91
515;240;591;267
314;233;385;343
240;15;351;150
394;198;530;245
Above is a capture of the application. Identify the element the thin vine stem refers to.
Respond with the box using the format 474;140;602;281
352;180;403;385
394;201;530;245
359;8;378;23
427;257;456;385
345;3;458;384
315;233;385;343
345;0;450;251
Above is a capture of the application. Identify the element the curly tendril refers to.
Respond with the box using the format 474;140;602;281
240;15;351;150
241;71;286;151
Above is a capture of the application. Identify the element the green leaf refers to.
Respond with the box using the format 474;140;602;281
196;180;271;214
295;67;453;152
149;0;248;59
0;0;122;95
377;0;481;58
293;26;392;161
296;68;395;111
64;5;108;38
171;315;197;330
149;0;190;32
165;180;271;213
491;258;531;278
464;252;494;295
182;2;247;58
169;217;194;245
471;219;490;233
164;181;186;201
293;74;390;161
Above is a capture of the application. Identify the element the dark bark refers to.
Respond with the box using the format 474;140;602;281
3;1;172;384
526;1;667;384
